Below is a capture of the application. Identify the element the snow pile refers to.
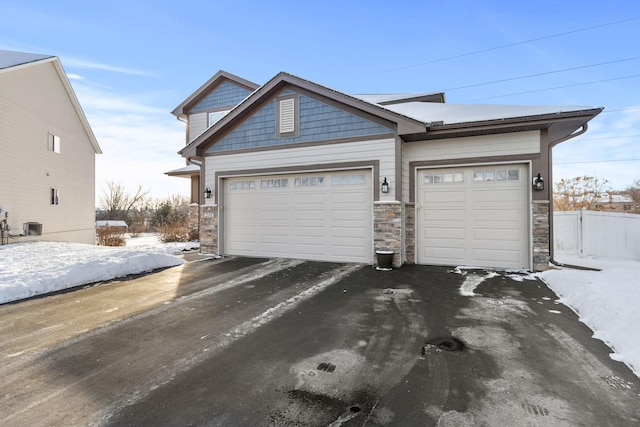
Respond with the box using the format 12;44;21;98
539;257;640;377
0;236;197;304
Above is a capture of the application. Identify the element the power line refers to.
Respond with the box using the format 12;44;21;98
555;158;640;165
602;106;640;113
376;16;640;73
440;56;640;93
472;74;640;101
573;134;640;141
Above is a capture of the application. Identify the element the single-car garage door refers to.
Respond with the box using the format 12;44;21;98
416;164;529;269
222;170;373;263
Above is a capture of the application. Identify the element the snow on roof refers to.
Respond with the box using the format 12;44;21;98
597;193;633;203
96;220;128;228
354;92;444;104
0;49;53;70
165;164;200;176
380;101;598;125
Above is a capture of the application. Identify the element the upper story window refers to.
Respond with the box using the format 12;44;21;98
51;188;59;205
276;94;298;138
208;110;230;127
48;133;61;153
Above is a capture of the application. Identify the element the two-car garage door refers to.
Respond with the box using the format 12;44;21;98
416;164;530;269
222;170;372;263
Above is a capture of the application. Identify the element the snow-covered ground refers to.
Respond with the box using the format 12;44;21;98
0;234;197;305
539;256;640;378
1;238;638;378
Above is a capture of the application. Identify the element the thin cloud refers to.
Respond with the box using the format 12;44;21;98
62;55;152;77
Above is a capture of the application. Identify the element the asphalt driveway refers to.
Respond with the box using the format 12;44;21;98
1;257;639;426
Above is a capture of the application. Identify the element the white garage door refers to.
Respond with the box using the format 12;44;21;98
417;164;529;269
223;170;372;263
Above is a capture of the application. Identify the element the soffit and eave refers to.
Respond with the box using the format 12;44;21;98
401;107;604;142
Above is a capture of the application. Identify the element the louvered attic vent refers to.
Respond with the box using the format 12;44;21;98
278;98;295;134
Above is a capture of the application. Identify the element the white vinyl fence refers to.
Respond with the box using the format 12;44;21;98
554;210;640;261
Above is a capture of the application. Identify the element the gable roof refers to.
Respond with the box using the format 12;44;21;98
0;50;102;154
172;70;260;118
179;71;603;158
180;71;428;158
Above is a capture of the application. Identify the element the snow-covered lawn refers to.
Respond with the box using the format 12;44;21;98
1;238;638;378
538;256;640;378
0;234;197;305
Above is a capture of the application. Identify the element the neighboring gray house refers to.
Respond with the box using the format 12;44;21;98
0;50;102;245
168;71;601;271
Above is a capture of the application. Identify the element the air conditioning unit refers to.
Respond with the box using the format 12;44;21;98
24;222;42;236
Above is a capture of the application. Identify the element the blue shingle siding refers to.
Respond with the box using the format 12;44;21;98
191;81;252;112
208;95;393;152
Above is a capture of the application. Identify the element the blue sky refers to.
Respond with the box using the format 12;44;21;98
2;0;639;199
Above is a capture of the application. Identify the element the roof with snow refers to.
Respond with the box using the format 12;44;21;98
381;102;599;126
165;164;200;177
354;92;445;105
179;71;603;158
597;193;634;203
0;50;53;70
96;220;128;228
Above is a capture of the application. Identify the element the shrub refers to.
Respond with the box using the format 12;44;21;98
96;225;126;246
128;224;146;237
157;222;190;243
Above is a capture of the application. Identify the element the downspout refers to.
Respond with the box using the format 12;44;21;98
547;124;600;270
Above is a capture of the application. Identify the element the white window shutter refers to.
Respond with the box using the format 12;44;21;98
279;98;295;133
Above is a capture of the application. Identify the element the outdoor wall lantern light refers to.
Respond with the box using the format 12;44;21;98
381;177;390;194
204;187;212;199
532;173;544;191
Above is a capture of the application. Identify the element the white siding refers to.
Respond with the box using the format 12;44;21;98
403;131;540;201
188;112;207;143
0;60;96;244
204;137;397;201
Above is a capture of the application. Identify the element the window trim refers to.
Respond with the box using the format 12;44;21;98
208;109;230;127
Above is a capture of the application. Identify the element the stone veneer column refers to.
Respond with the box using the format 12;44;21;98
404;203;415;264
199;204;218;255
373;201;403;267
188;203;200;240
532;200;551;271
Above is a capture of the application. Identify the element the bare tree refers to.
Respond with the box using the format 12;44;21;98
553;176;610;211
627;178;640;209
98;181;150;222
